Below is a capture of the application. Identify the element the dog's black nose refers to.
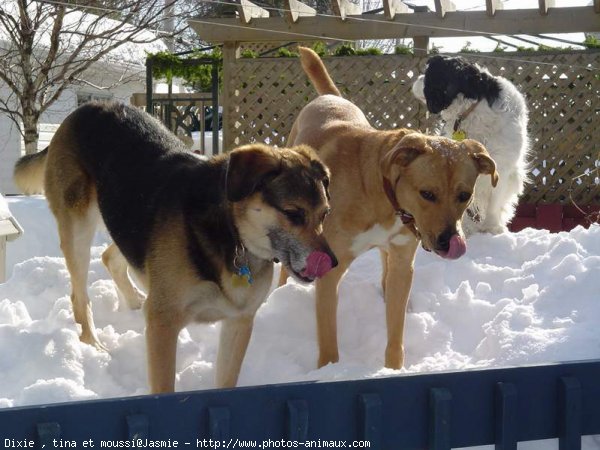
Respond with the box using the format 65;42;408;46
437;227;455;252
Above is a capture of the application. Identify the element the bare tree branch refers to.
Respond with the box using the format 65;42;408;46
1;0;206;153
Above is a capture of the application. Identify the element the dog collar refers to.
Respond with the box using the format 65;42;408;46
452;100;481;141
382;175;420;239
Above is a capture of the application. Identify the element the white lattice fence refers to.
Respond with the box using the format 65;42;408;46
225;50;599;205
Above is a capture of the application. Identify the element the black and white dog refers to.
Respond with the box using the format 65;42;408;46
413;55;530;235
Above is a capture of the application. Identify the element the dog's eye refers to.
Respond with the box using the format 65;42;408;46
458;191;472;203
284;209;306;226
420;190;436;202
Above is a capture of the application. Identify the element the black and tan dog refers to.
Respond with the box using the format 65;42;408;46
280;48;498;370
14;101;337;393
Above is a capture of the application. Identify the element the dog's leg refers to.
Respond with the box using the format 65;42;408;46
315;261;349;368
380;249;388;297
481;172;521;234
277;266;289;287
215;315;254;388
145;296;184;393
383;238;419;369
56;209;105;350
102;243;145;310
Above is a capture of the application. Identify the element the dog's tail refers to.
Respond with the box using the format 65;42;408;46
298;47;341;97
13;147;48;194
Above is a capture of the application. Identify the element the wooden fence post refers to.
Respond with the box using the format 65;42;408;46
222;42;240;153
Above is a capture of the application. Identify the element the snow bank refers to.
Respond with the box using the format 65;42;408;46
1;198;599;439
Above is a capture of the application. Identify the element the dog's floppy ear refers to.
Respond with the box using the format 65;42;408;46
380;136;429;209
226;144;282;202
292;144;332;200
380;134;429;177
465;140;499;187
311;159;331;200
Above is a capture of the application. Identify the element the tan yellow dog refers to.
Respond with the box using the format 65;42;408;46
280;47;498;369
14;101;337;393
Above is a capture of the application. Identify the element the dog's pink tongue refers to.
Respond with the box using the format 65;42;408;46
442;234;467;260
301;251;333;279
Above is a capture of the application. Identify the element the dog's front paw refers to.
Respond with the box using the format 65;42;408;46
80;332;109;352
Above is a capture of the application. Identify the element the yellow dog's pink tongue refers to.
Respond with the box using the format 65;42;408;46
443;235;467;260
301;251;333;279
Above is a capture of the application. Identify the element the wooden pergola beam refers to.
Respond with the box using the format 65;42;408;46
538;0;555;16
238;0;269;24
382;0;410;19
284;0;316;23
189;6;600;42
331;0;362;21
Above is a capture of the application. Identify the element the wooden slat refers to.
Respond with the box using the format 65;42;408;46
331;0;362;20
359;394;382;449
538;0;555;16
126;415;149;439
485;0;503;17
284;0;316;23
383;0;410;19
209;407;231;439
189;6;600;42
37;423;61;449
558;377;582;450
286;400;309;440
495;383;518;450
429;388;452;450
238;0;269;24
434;0;455;18
595;0;600;13
0;220;20;238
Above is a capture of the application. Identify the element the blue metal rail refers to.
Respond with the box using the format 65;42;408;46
1;360;599;450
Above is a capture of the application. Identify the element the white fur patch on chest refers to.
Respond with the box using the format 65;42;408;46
183;264;272;323
350;218;410;256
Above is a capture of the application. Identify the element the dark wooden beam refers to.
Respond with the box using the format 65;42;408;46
189;6;600;43
413;36;429;56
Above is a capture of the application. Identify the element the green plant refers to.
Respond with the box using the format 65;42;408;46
459;41;480;53
147;48;223;92
311;41;327;57
516;46;537;52
583;35;600;49
240;49;258;58
492;43;506;53
394;44;413;55
276;47;299;58
333;44;356;56
332;44;382;56
356;47;382;56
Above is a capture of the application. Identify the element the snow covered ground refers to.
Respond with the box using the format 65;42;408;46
1;196;599;446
